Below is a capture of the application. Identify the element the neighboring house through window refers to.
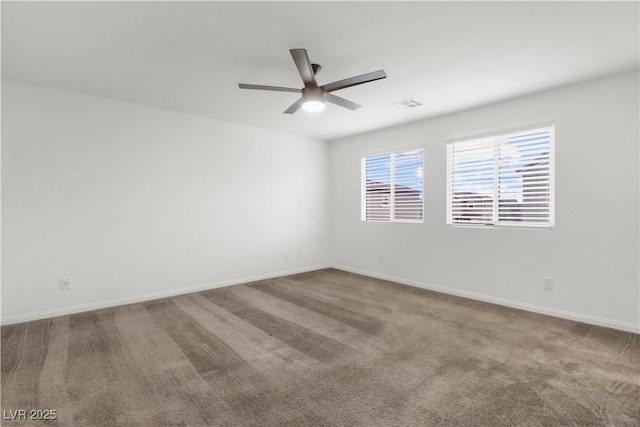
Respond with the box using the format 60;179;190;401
362;148;424;222
446;125;554;227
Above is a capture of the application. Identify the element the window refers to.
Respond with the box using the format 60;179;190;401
446;125;554;227
362;148;424;222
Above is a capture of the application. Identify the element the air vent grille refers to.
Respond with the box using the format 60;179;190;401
393;98;423;109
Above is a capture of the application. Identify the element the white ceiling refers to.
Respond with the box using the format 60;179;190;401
2;1;638;141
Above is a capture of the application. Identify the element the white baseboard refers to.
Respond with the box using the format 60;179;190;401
333;265;640;334
4;263;638;334
0;264;332;326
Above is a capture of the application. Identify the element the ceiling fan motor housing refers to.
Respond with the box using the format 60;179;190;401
302;86;326;103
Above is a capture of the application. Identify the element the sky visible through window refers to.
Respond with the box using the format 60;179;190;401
452;130;550;203
366;150;423;195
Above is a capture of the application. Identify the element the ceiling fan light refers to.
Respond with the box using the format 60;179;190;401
302;100;326;112
301;86;326;113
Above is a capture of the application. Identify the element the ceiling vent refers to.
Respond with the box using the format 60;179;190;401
393;98;423;109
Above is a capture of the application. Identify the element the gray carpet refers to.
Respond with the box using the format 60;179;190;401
1;269;638;426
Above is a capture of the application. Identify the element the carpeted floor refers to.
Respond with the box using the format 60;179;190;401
1;269;638;426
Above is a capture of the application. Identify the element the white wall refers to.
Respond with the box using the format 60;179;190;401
329;71;639;332
3;72;639;332
2;80;330;323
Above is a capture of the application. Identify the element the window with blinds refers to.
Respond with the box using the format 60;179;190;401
446;125;554;227
362;148;424;222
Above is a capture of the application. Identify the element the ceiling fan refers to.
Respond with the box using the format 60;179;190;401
238;48;387;114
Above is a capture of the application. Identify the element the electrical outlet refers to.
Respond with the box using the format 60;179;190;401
283;250;289;260
60;277;72;290
543;277;553;291
379;254;384;263
297;249;302;258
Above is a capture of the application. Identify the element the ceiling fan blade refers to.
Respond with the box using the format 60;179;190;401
283;97;305;114
238;83;301;93
322;70;387;93
290;49;317;87
326;93;362;111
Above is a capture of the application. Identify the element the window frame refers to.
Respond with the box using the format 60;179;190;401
361;146;425;223
446;123;555;229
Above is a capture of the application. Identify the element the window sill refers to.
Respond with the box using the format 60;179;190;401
447;223;554;230
362;220;424;224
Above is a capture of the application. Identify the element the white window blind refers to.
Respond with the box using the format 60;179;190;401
362;149;424;222
363;153;392;222
447;126;554;227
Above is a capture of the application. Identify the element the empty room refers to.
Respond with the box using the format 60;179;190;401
1;1;638;426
